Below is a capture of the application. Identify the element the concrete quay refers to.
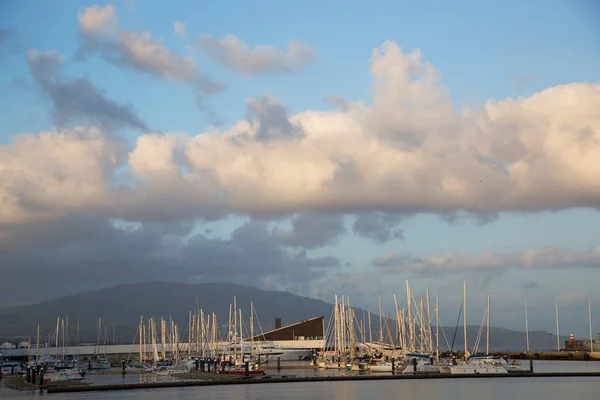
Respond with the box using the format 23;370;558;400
47;371;600;394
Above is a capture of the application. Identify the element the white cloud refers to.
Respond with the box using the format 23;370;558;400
0;126;127;225
77;6;221;93
78;5;118;35
173;21;187;38
373;244;600;274
196;34;316;75
2;41;600;231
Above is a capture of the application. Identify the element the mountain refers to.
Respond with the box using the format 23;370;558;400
0;281;334;343
0;281;566;351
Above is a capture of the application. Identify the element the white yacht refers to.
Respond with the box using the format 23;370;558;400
225;342;312;362
402;355;440;374
450;355;509;374
89;357;111;369
369;360;394;372
45;368;86;382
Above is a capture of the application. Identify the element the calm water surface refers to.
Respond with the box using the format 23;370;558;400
1;361;599;399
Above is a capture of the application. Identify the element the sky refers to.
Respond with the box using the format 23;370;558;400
0;0;599;337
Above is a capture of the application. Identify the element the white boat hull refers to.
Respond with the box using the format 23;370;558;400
450;365;477;374
370;363;393;372
89;359;111;370
403;363;440;374
45;369;85;382
253;349;312;362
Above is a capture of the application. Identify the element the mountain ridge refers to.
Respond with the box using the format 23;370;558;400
0;281;566;351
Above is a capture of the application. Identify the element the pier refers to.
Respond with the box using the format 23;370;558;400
46;371;600;393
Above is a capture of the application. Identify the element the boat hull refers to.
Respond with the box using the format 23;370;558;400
223;370;265;376
370;364;393;372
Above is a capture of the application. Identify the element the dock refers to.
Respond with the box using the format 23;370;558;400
47;371;600;393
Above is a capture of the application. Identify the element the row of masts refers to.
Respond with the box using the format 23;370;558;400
24;286;597;365
327;281;444;360
325;280;597;360
132;297;265;363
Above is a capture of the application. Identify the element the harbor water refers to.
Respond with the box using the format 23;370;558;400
1;361;599;399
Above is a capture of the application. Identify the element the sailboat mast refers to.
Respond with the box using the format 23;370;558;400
525;299;530;353
200;309;205;357
36;324;40;365
239;308;243;361
368;312;372;344
348;298;352;354
555;299;560;351
55;317;60;350
378;294;384;344
139;316;143;362
250;302;254;356
406;281;413;352
426;287;432;354
393;294;401;348
233;296;237;351
435;296;439;361
463;280;468;360
589;297;593;353
334;295;339;358
62;318;65;360
419;295;424;353
486;293;490;355
227;303;232;359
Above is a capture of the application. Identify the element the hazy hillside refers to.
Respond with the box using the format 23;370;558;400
0;281;335;342
0;281;566;351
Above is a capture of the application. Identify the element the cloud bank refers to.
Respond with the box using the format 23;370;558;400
4;41;599;230
2;32;600;305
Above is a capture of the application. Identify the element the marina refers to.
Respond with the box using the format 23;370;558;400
1;281;599;398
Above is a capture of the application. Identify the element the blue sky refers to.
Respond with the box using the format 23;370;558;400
3;0;598;137
1;0;599;335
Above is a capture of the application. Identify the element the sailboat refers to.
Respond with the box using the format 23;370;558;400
401;285;440;374
89;317;111;370
450;288;508;374
449;281;476;374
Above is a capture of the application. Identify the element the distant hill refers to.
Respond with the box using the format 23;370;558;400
0;281;334;343
0;281;566;351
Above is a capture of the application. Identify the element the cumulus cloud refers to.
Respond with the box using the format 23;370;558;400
26;49;147;130
273;212;345;248
173;22;187;38
3;40;600;233
76;5;222;95
78;5;118;35
196;34;316;75
0;126;128;227
372;244;600;274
